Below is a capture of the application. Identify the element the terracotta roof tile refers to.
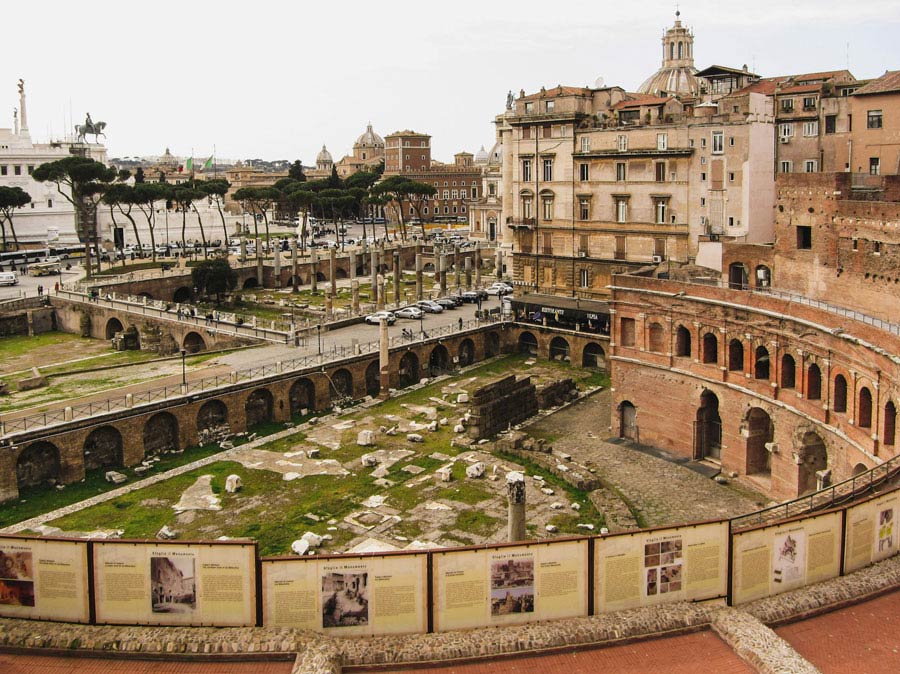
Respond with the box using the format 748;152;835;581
853;71;900;96
519;86;593;101
777;84;822;95
613;95;672;109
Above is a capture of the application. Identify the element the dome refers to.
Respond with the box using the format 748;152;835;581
355;123;384;149
316;144;333;164
488;140;503;166
637;12;700;97
474;145;490;164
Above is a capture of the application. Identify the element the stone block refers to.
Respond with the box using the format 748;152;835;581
407;433;424;443
435;465;453;482
225;474;242;493
307;448;320;459
291;539;310;555
361;454;379;467
105;471;127;484
465;462;485;479
157;525;177;540
456;393;469;404
301;531;323;548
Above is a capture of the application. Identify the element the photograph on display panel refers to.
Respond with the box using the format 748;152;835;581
150;555;196;614
643;538;683;596
490;557;534;617
322;572;369;628
772;531;804;586
878;507;894;553
0;549;34;607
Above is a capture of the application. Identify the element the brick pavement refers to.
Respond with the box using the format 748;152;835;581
776;589;900;674
0;653;293;674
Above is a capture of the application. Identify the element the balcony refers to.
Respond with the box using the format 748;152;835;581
509;218;536;230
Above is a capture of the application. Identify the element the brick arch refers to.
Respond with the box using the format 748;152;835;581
105;317;124;339
674;325;691;357
289;377;317;416
16;441;60;489
857;385;874;429
173;286;193;303
648;322;665;353
429;344;451;376
806;362;823;400
197;399;228;433
365;360;380;397
833;373;848;413
518;331;538;355
183;331;206;354
582;342;606;369
485;331;501;358
330;368;354;401
245;388;274;428
797;430;828;495
549;336;570;361
754;345;770;380
242;277;259;290
884;398;897;449
781;353;797;389
701;331;718;364
83;426;124;472
458;338;475;367
399;351;420;387
143;412;180;458
728;338;744;372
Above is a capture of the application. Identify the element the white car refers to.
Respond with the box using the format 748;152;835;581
364;311;397;325
486;283;513;296
395;306;424;319
416;300;444;313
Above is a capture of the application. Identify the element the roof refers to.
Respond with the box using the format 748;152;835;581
853;71;900;96
767;69;854;85
519;86;593;101
614;95;672;110
385;130;431;138
731;80;777;96
777;84;822;95
696;64;758;78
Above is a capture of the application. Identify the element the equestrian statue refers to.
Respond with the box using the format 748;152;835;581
75;112;106;143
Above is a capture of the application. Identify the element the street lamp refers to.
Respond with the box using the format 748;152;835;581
179;348;187;390
419;312;424;338
317;323;322;354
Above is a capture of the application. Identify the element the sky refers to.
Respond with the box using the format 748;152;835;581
2;0;899;164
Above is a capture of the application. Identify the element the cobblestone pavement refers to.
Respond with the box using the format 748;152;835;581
776;589;900;674
351;631;754;674
525;391;769;528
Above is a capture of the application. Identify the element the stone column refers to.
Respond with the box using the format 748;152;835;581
439;255;448;296
454;244;461;290
310;245;318;293
506;471;527;542
273;242;281;286
291;237;299;293
379;318;390;395
349;251;356;280
370;249;378;305
240;238;247;264
325;292;333;321
376;275;386;310
253;237;263;286
415;250;423;301
329;247;337;298
475;243;482;287
495;249;504;281
465;256;472;290
393;250;401;306
351;279;360;314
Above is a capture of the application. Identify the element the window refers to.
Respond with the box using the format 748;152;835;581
524;101;534;114
700;172;707;181
452;206;457;214
542;125;551;139
27;165;33;175
522;159;532;182
779;123;794;138
541;232;552;254
712;132;724;154
728;171;735;182
451;190;458;199
579;198;590;220
545;100;555;112
867;110;883;129
874;241;882;254
471;187;477;198
615;198;628;223
13;165;21;176
522;196;533;219
522;126;531;140
579;269;589;288
870;157;881;175
780;160;792;173
825;115;837;134
617;135;628;151
655;162;666;182
0;166;6;176
797;225;812;249
803;121;818;137
657;133;668;150
728;216;735;227
700;156;706;165
442;190;449;199
700;137;707;148
488;183;496;196
729;137;735;146
781;98;794;112
541;198;553;221
542;158;553;181
700;197;706;206
654;198;668;224
579;163;589;181
580;137;591;152
804;160;818;173
852;238;858;251
460;189;467;199
47;199;52;208
616;162;626;181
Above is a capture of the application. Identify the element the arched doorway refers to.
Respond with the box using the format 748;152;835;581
728;339;744;372
797;432;828;495
330;368;354;401
728;262;748;290
173;286;193;303
485;332;501;358
833;375;848;413
399;351;420;387
336;267;349;280
884;401;897;448
105;317;124;339
746;408;773;475
16;441;60;489
242;277;259;290
290;274;305;287
458;339;475;367
83;426;124;472
754;346;770;380
143;412;179;457
852;463;868;477
289;378;316;416
781;354;796;389
137;291;154;300
702;332;718;364
807;363;822;400
695;391;722;460
429;344;450;376
619;401;636;440
582;342;606;369
518;332;538;355
549;336;570;361
675;326;691;357
245;388;274;428
316;271;327;282
197;399;228;434
365;360;380;397
183;332;206;354
858;387;873;428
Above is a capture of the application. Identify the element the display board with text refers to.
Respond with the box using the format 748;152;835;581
0;536;90;623
262;552;428;635
844;487;900;574
433;539;588;632
731;510;842;605
93;540;257;626
593;521;728;613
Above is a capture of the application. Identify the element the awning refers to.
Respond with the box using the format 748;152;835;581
511;293;610;321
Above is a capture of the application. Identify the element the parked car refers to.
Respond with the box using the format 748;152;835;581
364;311;396;325
416;300;444;313
461;289;489;303
395;306;424;319
435;298;457;310
486;282;513;296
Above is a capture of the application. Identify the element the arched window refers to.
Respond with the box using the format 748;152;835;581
781;354;796;389
858;387;873;428
807;363;822;400
833;375;848;413
728;339;744;371
678;41;684;59
754;346;770;380
675;326;691;357
702;332;718;364
885;401;897;447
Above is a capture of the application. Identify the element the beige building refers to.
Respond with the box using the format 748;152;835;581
849;71;900;175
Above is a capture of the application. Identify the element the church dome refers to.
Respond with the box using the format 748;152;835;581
488;140;503;166
474;145;490;164
638;12;700;97
355;123;384;149
316;144;333;164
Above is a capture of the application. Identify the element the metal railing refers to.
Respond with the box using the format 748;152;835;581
0;314;512;436
731;451;900;531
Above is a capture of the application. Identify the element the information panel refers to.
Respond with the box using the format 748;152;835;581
844;488;900;574
433;540;587;632
93;541;256;626
262;553;427;636
0;536;90;623
593;521;728;613
731;511;842;606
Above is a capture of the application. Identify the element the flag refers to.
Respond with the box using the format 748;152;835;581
185;157;193;172
203;156;213;170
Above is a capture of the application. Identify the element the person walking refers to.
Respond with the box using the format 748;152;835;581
37;284;43;297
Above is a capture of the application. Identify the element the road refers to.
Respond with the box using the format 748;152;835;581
0;264;84;301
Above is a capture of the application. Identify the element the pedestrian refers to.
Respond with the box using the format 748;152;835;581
37;285;43;297
458;317;463;331
54;281;59;293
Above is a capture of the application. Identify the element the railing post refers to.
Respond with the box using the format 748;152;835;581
126;393;133;408
64;406;73;421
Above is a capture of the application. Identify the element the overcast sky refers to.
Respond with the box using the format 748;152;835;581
3;1;898;164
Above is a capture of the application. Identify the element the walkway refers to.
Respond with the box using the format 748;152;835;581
0;654;292;674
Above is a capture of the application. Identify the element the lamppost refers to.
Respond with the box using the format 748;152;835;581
419;311;424;338
179;348;187;391
317;323;322;355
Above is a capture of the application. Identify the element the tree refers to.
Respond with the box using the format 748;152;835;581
133;183;171;261
286;186;316;252
327;165;342;188
372;175;415;241
288;160;306;182
32;156;118;276
102;184;142;253
404;180;437;237
233;186;278;246
344;171;379;190
171;185;208;256
0;186;31;251
200;179;232;248
134;167;145;184
191;257;237;303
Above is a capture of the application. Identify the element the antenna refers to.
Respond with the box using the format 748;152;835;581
846;42;850;71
